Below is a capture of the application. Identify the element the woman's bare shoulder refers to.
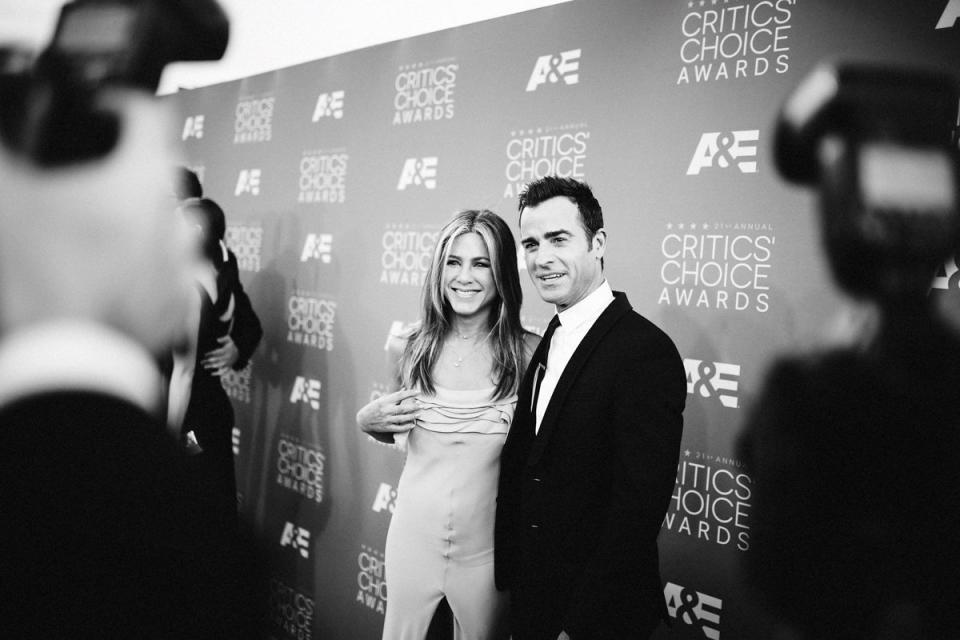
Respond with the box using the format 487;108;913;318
385;321;419;358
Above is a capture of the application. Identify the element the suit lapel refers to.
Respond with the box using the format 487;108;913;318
527;293;631;467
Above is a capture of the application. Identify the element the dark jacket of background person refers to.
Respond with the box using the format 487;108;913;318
218;248;263;371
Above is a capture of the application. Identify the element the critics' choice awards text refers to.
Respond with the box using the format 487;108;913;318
659;228;774;312
664;458;751;551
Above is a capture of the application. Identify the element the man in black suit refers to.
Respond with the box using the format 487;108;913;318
495;176;686;640
0;92;222;638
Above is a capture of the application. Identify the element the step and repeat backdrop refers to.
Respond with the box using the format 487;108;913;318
169;1;960;637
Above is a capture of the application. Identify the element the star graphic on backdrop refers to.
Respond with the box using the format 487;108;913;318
684;449;691;457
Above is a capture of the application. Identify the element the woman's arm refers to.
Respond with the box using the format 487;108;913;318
355;332;419;443
356;389;421;443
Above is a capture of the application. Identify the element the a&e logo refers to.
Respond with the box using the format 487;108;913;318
526;49;581;92
687;131;759;175
290;376;321;410
313;91;345;121
235;169;261;196
684;359;740;408
301;234;333;263
938;0;960;29
182;115;204;140
397;157;438;190
280;522;312;559
372;483;397;514
664;582;722;640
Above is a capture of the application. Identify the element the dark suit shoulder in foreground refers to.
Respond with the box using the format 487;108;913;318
0;391;216;639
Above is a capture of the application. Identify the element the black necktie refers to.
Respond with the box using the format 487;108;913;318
531;314;561;420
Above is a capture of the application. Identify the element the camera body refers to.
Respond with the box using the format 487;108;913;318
0;0;228;166
775;63;960;304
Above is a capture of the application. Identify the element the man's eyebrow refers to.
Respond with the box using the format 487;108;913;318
521;228;572;244
543;229;573;240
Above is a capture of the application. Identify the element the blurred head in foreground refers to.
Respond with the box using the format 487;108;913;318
0;90;196;356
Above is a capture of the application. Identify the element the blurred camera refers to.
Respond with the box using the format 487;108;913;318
0;0;228;166
775;62;960;304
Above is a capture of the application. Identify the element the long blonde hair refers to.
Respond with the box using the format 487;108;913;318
399;209;526;400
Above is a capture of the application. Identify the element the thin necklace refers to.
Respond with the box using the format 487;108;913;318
449;332;482;367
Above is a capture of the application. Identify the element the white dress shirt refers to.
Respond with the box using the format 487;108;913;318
535;280;615;433
0;320;161;414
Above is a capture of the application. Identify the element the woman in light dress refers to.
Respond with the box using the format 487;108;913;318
358;209;537;640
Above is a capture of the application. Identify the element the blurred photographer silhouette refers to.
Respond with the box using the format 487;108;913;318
738;63;960;640
0;2;231;638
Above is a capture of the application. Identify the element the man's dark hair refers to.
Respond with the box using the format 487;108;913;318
174;166;203;201
195;197;226;241
519;176;604;267
518;176;603;241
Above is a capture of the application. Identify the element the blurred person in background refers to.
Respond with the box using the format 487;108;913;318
170;196;251;518
172;167;262;379
166;195;262;638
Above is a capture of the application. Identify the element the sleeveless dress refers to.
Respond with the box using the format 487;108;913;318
382;385;515;640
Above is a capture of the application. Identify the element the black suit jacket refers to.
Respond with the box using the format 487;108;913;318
219;249;263;370
495;292;685;639
0;390;219;639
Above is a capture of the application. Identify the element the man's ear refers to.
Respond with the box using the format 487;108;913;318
592;228;607;259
